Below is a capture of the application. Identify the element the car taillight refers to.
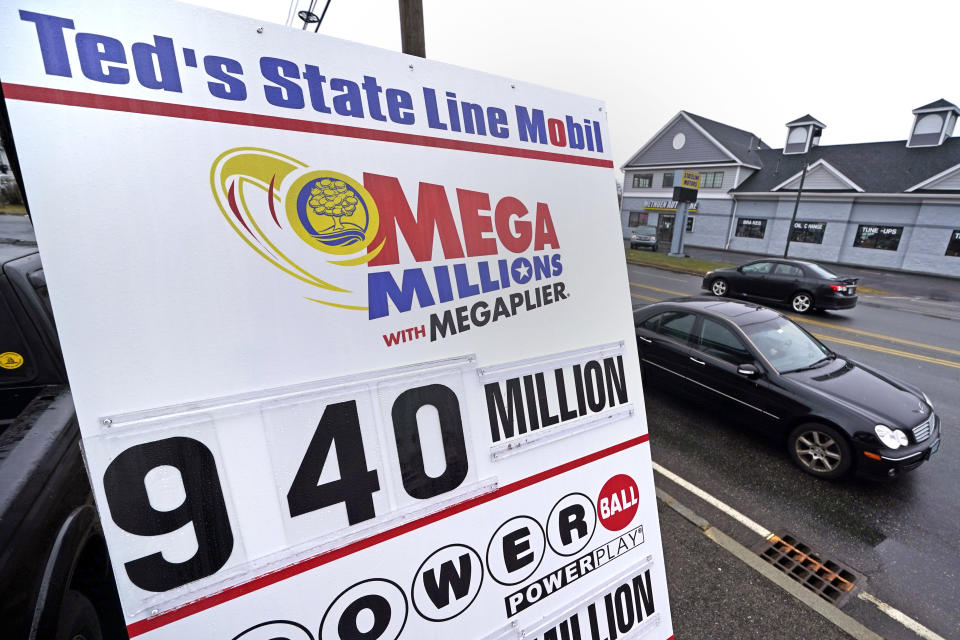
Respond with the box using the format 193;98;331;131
830;284;847;293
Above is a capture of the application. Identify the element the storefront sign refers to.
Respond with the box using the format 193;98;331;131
0;1;672;639
644;200;698;212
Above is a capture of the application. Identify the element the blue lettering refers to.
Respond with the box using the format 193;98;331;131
423;87;447;131
551;253;563;276
75;33;129;85
260;57;304;109
478;261;500;292
204;55;246;101
360;75;386;122
453;263;480;298
461;101;486;136
533;254;552;280
303;65;331;113
565;116;584;150
19;10;74;77
516;106;547;144
368;269;435;319
488;107;509;138
131;36;181;92
331;78;364;118
386;88;414;125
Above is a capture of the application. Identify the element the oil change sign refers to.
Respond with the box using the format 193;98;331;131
0;1;673;638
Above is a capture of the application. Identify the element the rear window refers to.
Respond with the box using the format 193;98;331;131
804;263;838;279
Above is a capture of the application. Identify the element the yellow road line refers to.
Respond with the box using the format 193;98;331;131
812;333;960;370
794;315;960;358
631;292;660;302
629;281;688;296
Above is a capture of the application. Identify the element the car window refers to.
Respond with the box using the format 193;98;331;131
773;263;804;277
639;314;660;331
655;311;696;343
804;263;838;279
741;262;773;274
695;318;752;365
742;317;832;373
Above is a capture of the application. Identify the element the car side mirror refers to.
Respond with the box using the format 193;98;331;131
737;363;760;378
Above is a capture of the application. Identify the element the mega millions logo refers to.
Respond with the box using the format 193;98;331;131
211;147;567;341
211;148;383;312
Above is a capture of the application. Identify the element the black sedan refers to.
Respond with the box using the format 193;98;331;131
635;298;940;480
701;259;858;314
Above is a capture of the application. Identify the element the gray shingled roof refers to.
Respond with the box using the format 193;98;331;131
785;114;826;127
913;99;959;113
683;112;770;167
733;138;960;193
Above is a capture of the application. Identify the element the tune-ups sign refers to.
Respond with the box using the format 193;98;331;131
0;1;673;639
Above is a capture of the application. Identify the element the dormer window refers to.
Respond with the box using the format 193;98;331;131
907;99;960;148
783;115;826;155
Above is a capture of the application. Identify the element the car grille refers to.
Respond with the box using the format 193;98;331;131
912;416;933;443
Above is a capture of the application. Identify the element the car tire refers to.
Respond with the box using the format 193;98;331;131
791;291;814;314
55;590;103;640
787;423;851;480
710;278;728;297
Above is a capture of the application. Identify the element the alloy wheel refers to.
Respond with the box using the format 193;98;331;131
792;293;812;313
794;430;842;473
711;279;728;296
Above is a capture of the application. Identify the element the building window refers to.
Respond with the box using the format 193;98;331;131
632;174;653;188
628;211;648;227
662;172;674;188
700;171;724;188
946;229;960;257
686;216;695;233
789;221;826;244
735;218;767;239
853;225;903;251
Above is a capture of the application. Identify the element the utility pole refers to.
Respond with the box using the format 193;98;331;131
398;0;426;57
783;162;808;258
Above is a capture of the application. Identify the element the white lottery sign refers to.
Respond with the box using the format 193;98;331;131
0;1;674;639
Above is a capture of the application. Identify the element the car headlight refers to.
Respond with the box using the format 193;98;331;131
705;271;714;277
922;391;935;410
874;424;908;449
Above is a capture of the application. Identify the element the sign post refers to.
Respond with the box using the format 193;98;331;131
0;2;673;639
669;170;700;257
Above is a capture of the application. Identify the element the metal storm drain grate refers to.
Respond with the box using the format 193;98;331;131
755;533;860;607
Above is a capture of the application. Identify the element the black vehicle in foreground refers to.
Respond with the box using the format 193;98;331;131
701;258;858;314
634;298;940;480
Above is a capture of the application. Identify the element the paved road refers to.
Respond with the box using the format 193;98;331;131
628;263;959;640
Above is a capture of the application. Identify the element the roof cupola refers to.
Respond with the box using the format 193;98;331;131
783;115;825;155
907;99;960;148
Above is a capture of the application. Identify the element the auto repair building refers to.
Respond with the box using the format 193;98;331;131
620;100;960;277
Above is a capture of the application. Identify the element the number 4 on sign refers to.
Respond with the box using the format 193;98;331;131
287;400;381;524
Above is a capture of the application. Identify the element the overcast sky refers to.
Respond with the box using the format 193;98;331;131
189;0;959;170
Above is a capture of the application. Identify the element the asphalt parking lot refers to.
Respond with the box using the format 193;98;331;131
628;260;960;640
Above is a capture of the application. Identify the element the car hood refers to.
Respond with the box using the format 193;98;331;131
783;357;929;429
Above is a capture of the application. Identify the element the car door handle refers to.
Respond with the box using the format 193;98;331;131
638;336;652;343
689;357;706;365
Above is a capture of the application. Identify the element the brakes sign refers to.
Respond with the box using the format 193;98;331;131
0;1;673;638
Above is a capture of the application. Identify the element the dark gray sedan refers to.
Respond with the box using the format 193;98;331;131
701;258;858;314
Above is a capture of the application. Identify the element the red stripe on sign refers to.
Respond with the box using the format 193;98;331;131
1;83;614;168
125;434;650;637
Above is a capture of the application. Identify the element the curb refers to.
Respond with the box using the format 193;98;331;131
656;487;884;640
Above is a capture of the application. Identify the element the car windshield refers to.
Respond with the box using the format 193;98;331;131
635;225;656;234
741;316;833;373
804;263;838;279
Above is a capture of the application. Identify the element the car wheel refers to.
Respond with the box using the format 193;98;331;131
710;278;728;296
788;424;851;480
55;590;103;640
791;291;813;313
